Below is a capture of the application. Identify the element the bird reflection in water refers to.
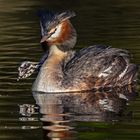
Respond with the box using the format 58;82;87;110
19;85;134;140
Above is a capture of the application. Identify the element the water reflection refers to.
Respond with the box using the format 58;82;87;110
21;85;137;140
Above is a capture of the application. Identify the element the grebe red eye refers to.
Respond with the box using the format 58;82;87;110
48;28;57;35
49;28;56;33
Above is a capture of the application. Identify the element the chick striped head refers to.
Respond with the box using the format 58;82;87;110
17;61;38;81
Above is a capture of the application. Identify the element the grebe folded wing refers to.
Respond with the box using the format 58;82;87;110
64;45;137;88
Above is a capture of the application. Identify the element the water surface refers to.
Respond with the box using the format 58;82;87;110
0;0;140;139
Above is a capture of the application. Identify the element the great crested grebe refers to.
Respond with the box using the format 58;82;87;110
18;10;138;92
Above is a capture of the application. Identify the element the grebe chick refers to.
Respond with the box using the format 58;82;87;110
32;10;138;93
17;51;49;80
17;61;39;81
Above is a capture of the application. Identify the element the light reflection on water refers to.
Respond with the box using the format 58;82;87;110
33;86;137;121
18;86;137;140
0;0;140;139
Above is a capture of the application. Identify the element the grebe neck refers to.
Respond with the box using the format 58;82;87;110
32;45;67;92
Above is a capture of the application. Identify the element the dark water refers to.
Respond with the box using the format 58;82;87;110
0;0;140;139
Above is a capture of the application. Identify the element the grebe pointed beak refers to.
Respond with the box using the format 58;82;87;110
40;35;48;43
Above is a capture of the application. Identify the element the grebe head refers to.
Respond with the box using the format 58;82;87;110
38;10;77;51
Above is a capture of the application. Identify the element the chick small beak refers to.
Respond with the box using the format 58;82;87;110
17;76;21;81
40;35;49;43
